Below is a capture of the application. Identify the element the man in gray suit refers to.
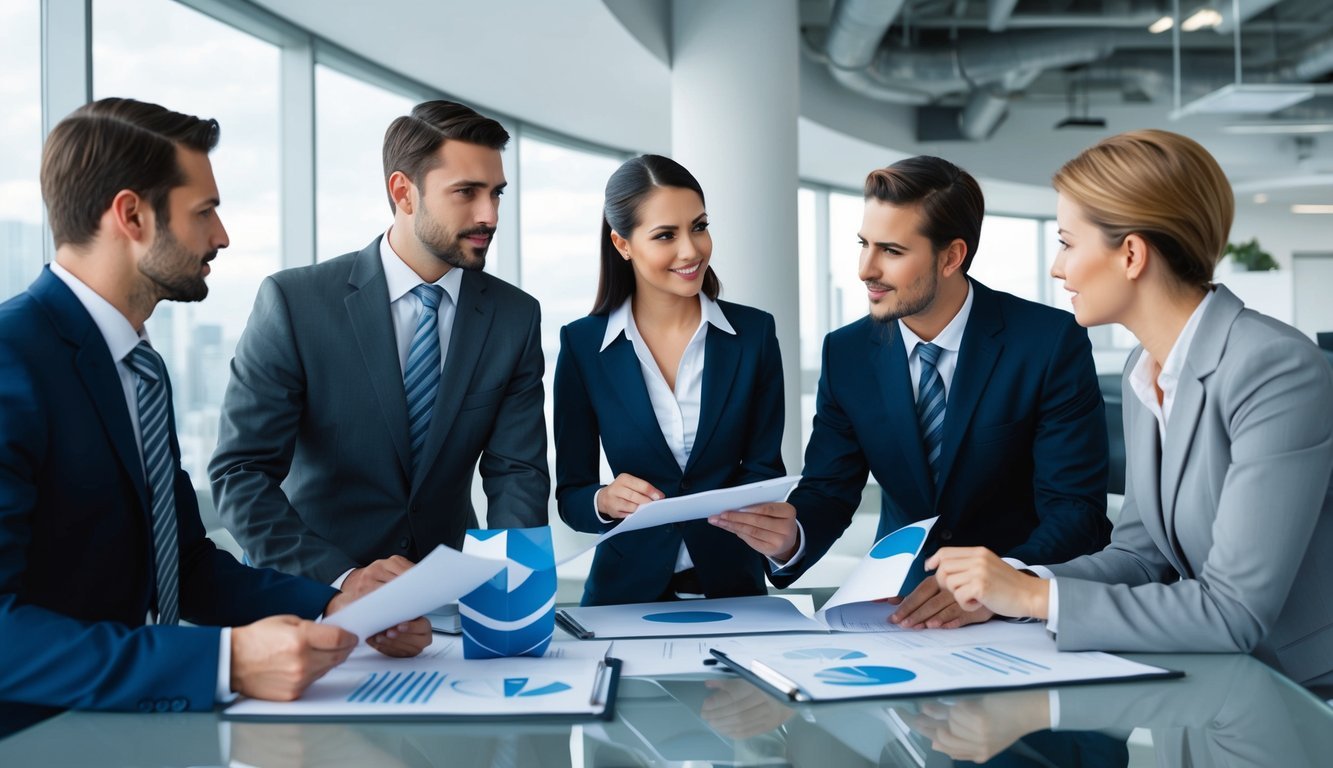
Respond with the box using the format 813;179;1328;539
211;100;548;594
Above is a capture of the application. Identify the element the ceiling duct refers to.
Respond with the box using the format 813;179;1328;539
824;0;906;70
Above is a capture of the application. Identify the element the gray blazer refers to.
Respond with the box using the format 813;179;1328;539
210;237;549;583
1049;285;1333;685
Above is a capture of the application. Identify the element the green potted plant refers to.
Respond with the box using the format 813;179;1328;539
1224;238;1279;271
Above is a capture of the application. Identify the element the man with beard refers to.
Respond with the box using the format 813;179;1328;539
711;156;1110;629
211;100;547;592
0;98;429;713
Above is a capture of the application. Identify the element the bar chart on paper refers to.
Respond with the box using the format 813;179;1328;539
346;670;447;705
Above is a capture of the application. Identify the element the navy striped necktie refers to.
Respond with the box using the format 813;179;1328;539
916;342;947;489
405;284;445;476
125;342;180;626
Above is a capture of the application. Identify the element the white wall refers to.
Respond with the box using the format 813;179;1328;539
1224;203;1333;331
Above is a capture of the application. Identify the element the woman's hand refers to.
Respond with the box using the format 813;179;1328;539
926;547;1050;619
595;473;663;519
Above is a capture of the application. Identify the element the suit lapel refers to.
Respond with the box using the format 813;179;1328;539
1127;387;1185;576
868;324;934;511
32;270;149;512
685;326;740;475
344;241;412;483
1158;286;1242;575
598;333;679;471
933;284;1001;495
412;269;494;494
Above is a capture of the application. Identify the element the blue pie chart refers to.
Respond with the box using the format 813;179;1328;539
815;665;917;686
869;526;927;559
784;648;869;661
642;611;733;624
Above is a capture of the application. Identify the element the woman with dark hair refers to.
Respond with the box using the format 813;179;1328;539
553;154;786;606
926;130;1333;689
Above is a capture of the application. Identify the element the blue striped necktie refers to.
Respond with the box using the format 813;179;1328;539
405;284;445;475
125;342;180;626
916;342;947;489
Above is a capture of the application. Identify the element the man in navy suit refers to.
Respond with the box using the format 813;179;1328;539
0;98;428;713
713;156;1110;629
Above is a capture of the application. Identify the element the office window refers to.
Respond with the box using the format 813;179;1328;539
517;135;621;459
315;64;415;260
94;0;282;486
0;1;43;302
972;215;1040;301
797;187;820;447
828;190;865;331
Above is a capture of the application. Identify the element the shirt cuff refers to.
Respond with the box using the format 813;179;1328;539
1048;690;1061;729
217;627;237;703
1047;578;1059;633
593;487;614;525
768;520;806;572
331;568;355;590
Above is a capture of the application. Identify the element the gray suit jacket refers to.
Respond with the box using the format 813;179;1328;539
210;237;549;583
1049;285;1333;685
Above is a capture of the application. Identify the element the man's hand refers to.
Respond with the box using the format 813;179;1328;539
709;502;799;561
367;617;433;658
597;473;663;519
340;555;415;600
230;615;356;701
926;547;1050;619
889;575;995;629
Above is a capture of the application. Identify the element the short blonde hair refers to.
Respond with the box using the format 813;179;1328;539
1052;129;1233;288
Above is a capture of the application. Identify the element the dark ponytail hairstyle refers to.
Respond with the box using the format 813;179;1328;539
591;154;721;316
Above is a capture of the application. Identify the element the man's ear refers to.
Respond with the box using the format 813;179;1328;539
106;189;153;244
388;171;415;215
940;238;968;278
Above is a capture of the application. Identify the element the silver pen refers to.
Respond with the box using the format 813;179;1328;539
749;659;812;702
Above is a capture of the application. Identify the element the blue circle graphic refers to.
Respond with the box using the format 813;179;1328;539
641;611;734;624
869;527;927;560
815;665;917;686
784;648;869;661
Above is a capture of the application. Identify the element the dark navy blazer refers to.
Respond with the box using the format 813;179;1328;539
773;280;1110;589
554;299;785;605
0;269;333;712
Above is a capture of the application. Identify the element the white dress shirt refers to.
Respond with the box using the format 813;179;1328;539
330;231;464;591
594;294;735;576
50;263;234;702
1044;290;1214;633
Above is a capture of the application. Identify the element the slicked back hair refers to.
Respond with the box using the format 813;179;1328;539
41;97;219;248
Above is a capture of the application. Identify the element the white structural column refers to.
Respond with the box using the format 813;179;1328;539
671;0;803;471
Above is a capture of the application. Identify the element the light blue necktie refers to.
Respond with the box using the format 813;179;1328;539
405;284;445;475
916;342;947;489
125;342;180;626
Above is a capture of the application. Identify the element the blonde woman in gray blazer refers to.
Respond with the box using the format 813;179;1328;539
925;129;1333;688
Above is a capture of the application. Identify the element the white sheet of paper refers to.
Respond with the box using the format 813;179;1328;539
225;653;613;719
557;475;801;564
605;638;726;677
557;595;827;639
322;544;506;642
715;629;1170;700
817;517;937;631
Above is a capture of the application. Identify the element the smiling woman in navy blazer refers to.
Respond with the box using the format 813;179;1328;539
554;155;785;606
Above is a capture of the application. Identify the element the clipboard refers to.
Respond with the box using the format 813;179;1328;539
709;648;1182;704
223;657;622;723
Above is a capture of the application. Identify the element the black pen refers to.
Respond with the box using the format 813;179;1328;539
556;609;595;639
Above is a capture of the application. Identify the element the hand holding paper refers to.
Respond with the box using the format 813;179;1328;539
322;545;507;642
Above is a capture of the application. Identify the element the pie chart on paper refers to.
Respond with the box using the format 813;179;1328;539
869;526;927;560
642;610;734;624
815;665;917;686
